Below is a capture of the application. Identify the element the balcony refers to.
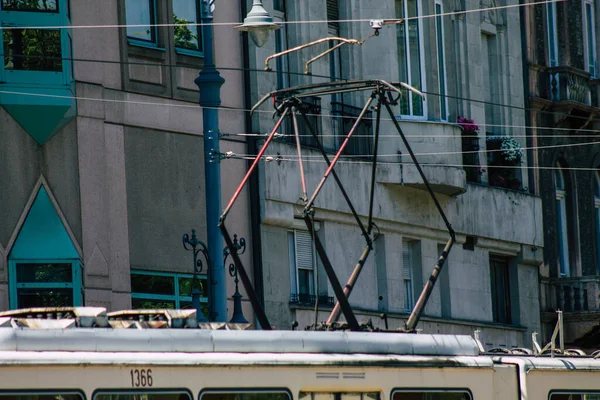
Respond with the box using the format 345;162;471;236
548;66;591;105
376;120;467;196
289;293;335;306
541;276;600;313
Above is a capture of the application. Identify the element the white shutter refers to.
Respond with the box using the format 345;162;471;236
295;230;314;270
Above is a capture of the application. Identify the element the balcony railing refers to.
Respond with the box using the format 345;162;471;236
541;276;600;313
547;66;591;105
290;293;335;306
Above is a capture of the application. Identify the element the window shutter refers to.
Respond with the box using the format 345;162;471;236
402;241;412;279
295;230;314;270
327;0;339;30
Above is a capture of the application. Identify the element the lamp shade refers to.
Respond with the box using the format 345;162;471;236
235;0;280;47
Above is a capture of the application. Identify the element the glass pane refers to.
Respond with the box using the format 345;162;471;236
17;288;73;308
1;0;58;12
407;0;423;116
435;3;446;119
3;29;62;71
393;392;470;400
201;392;290;400
95;392;191;400
179;276;207;297
180;301;208;316
173;0;202;51
298;269;314;295
126;0;155;42
131;273;175;295
17;263;72;283
396;0;409;115
0;393;83;400
132;298;176;309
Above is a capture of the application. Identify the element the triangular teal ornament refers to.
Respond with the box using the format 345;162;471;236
9;186;79;260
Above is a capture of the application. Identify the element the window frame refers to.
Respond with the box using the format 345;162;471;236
395;0;427;119
173;0;204;57
0;390;86;400
130;269;208;309
125;0;159;48
199;389;292;400
555;165;570;277
546;1;559;67
0;0;72;85
402;239;415;312
595;171;600;273
489;255;512;324
549;390;600;399
435;1;448;121
288;229;316;299
584;0;597;77
93;389;193;400
8;259;83;309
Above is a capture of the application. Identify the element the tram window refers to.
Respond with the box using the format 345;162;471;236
200;391;290;400
0;392;84;400
299;392;380;400
392;390;471;400
549;393;600;400
95;391;191;400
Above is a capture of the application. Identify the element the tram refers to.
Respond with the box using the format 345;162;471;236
0;308;598;400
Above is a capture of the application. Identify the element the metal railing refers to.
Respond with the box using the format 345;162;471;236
289;293;335;306
331;101;373;157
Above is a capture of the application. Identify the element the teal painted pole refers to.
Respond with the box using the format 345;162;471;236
194;0;226;322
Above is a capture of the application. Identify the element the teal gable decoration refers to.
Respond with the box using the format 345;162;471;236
0;0;76;145
10;186;79;260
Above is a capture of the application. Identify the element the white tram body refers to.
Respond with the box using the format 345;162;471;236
0;308;598;400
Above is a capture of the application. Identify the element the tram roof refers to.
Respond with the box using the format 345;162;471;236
0;307;481;356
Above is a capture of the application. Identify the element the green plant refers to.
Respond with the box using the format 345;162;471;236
174;14;199;50
486;136;524;164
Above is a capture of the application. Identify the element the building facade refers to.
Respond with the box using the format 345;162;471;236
523;0;600;347
243;0;543;348
0;0;255;321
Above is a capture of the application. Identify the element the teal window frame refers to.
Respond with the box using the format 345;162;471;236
435;1;447;121
173;0;204;57
130;270;207;308
0;0;73;86
8;259;83;309
125;0;159;48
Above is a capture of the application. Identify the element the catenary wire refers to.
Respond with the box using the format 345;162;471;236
0;0;563;30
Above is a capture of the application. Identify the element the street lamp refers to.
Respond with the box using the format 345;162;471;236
235;0;281;48
194;0;278;322
182;229;211;322
223;234;248;324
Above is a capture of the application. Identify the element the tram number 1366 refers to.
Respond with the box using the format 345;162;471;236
130;369;153;387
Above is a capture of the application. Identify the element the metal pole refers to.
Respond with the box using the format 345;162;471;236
195;0;226;321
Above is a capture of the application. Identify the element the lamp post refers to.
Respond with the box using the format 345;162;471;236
194;0;278;322
182;229;211;322
224;234;248;324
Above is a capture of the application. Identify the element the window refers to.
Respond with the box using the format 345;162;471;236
0;0;72;82
393;390;472;400
10;262;83;308
96;391;191;400
555;165;570;277
550;392;600;400
396;0;425;117
584;0;597;77
546;1;559;67
289;229;315;302
202;391;290;400
174;0;203;54
274;0;285;12
595;171;600;272
403;239;415;311
130;270;207;311
331;101;373;156
125;0;157;44
274;26;288;90
0;392;83;400
435;1;447;120
490;255;511;324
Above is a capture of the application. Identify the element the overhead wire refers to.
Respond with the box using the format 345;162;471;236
0;0;563;30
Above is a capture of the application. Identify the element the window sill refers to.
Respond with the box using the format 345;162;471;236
127;38;167;53
175;48;204;58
